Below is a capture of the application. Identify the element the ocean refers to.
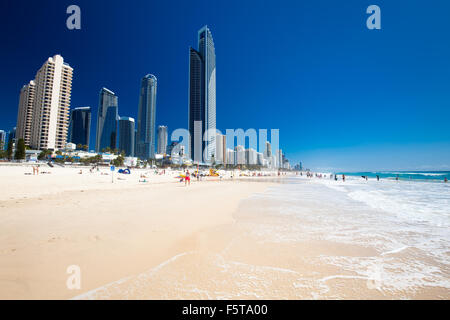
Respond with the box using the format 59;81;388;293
337;171;449;182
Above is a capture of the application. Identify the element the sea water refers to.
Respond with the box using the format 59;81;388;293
243;174;450;297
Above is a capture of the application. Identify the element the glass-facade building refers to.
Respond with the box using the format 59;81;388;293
157;125;168;155
136;74;157;159
96;88;118;152
188;25;216;163
118;117;135;157
68;106;91;148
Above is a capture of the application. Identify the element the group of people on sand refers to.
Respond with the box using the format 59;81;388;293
29;164;51;175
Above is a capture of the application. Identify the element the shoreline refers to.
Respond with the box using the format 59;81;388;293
1;166;447;299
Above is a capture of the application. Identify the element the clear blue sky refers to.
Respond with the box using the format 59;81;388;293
1;0;449;171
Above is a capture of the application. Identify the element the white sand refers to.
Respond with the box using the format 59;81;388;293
0;164;279;299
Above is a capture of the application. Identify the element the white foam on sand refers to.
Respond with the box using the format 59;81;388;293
240;177;450;297
71;251;194;300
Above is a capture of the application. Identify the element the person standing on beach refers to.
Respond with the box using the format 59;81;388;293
396;174;399;181
377;175;380;181
445;177;448;183
185;170;191;186
342;174;345;182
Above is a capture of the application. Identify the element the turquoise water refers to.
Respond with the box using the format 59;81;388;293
336;171;449;182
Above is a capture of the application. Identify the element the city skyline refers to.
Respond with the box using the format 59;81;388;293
1;1;449;171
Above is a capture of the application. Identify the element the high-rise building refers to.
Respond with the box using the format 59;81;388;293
68;107;91;148
246;148;257;165
157;125;168;155
278;149;283;169
257;152;264;166
96;88;118;152
16;80;35;146
189;26;216;163
27;55;73;150
226;148;235;166
265;141;272;158
118;117;135;157
136;74;157;159
215;133;227;164
235;145;245;165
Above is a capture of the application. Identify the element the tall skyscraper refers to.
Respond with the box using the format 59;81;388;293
96;88;118;152
157;125;168;155
68;107;91;148
189;25;216;163
16;80;35;146
136;74;157;159
118;117;135;157
26;55;73;150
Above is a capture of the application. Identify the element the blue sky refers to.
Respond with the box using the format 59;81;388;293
0;0;449;171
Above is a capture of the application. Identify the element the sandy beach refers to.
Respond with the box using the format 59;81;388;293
0;164;279;299
0;164;448;300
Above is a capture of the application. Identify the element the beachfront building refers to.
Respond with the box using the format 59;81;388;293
246;148;258;166
235;145;245;165
118;117;135;157
96;88;118;152
277;149;283;169
257;152;265;166
16;80;35;146
215;133;226;164
265;141;272;158
188;26;216;164
68;107;91;149
26;55;73;150
226;149;235;166
157;125;168;155
272;154;278;169
136;74;157;160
